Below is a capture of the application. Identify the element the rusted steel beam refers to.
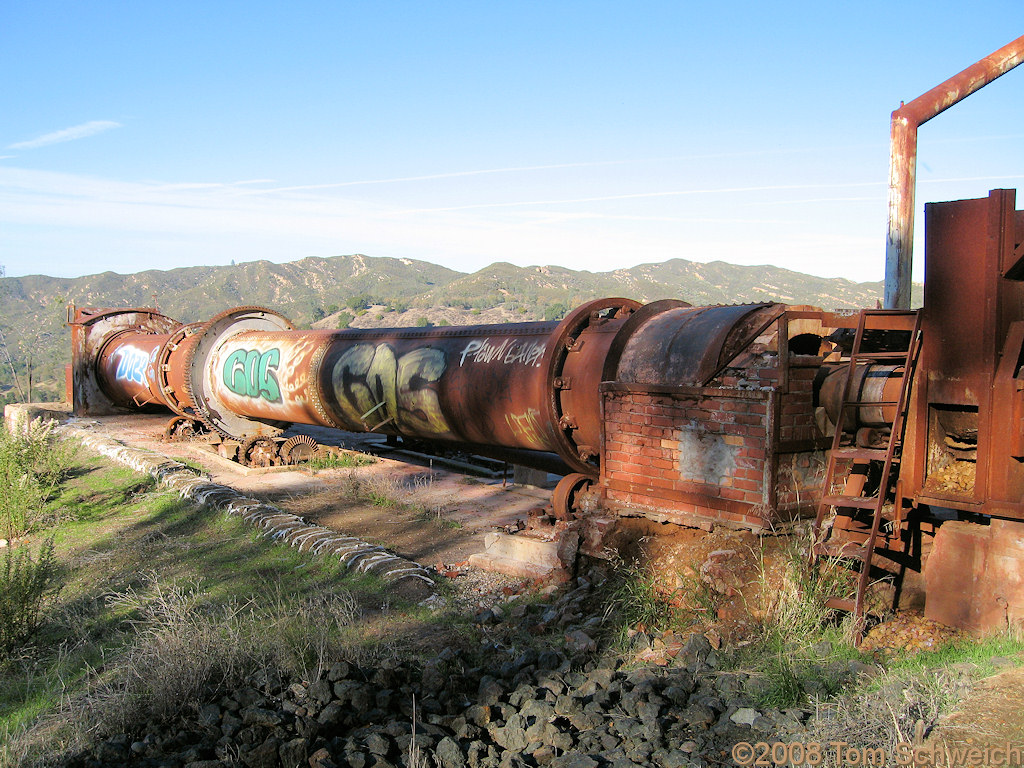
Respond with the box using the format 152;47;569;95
885;35;1024;309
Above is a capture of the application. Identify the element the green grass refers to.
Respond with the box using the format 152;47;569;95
0;439;478;766
306;450;376;471
884;632;1024;677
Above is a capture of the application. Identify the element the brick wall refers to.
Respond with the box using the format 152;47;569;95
600;355;826;531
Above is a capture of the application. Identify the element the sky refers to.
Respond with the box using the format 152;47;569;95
1;2;1022;284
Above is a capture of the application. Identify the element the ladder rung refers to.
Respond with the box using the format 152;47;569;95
831;447;889;461
814;541;867;559
850;351;910;360
822;494;881;509
824;597;857;612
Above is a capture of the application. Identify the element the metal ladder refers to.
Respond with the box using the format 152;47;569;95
811;309;922;636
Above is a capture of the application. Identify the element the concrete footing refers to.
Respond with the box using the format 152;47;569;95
468;528;580;581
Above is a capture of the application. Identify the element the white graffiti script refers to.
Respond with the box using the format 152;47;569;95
459;338;546;368
114;345;155;386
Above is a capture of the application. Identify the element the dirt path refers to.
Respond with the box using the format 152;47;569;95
70;412;554;568
929;664;1024;749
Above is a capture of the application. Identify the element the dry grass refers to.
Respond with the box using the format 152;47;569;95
0;447;458;768
2;574;367;765
805;666;975;765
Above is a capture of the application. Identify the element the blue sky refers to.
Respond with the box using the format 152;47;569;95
1;2;1021;282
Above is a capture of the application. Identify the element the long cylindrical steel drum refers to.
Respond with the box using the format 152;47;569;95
81;299;784;476
212;325;557;446
178;300;644;474
95;330;172;409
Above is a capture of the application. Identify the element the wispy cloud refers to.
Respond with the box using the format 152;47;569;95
7;121;122;150
394;181;886;213
0;165;890;282
259;161;629;193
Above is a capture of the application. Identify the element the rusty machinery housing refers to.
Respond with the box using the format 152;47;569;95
66;37;1024;635
67;193;1024;635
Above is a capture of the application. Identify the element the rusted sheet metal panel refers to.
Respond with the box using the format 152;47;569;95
901;190;1024;512
926;519;1024;634
610;304;782;386
885;35;1024;309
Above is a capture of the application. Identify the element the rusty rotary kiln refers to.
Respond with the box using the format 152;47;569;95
67;37;1024;635
69;297;791;485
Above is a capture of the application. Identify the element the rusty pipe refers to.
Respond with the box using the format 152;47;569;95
74;299;783;476
885;35;1024;309
95;330;172;410
184;299;641;474
817;363;905;430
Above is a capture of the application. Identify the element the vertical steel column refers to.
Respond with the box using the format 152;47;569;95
884;35;1024;309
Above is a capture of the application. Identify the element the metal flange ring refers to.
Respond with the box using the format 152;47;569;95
551;472;594;521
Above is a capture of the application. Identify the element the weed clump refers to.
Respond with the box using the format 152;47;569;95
0;419;74;539
306;450;376;472
606;560;720;639
0;537;61;653
734;532;862;708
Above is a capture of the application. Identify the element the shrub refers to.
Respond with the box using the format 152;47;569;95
0;419;74;539
0;537;61;653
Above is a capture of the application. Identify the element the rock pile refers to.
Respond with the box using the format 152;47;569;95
55;574;880;768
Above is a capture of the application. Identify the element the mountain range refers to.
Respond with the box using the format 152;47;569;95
0;253;920;403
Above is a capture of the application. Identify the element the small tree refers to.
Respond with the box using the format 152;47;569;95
0;537;61;652
544;302;569;321
346;295;369;312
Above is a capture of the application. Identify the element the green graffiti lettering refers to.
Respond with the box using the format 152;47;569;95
222;348;282;402
258;348;281;401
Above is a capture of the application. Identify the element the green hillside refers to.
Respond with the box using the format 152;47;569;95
0;253;919;405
